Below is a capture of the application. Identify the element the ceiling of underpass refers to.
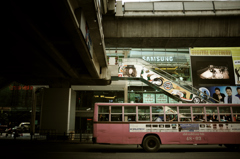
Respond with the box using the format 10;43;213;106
2;0;110;89
3;0;239;90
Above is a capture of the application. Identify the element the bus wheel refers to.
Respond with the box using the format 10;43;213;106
143;135;160;152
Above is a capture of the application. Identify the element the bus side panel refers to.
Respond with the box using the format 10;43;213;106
95;124;181;145
204;132;240;144
122;124;144;144
177;132;240;145
95;123;146;144
158;133;180;144
95;123;124;144
94;123;240;145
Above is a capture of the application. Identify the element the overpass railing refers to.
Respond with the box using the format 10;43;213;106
116;1;240;16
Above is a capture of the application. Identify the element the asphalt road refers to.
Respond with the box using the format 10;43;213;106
0;140;239;159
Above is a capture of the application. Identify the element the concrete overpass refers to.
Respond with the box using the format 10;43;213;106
103;1;240;48
3;0;114;88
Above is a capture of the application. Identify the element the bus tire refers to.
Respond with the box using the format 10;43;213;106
142;135;160;152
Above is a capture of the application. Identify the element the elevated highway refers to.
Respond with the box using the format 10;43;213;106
2;0;112;88
103;1;240;48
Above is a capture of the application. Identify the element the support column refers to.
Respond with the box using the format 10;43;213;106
124;82;128;103
40;88;76;134
30;87;36;135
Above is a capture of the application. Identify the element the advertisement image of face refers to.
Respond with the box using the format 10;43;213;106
129;68;133;74
226;88;232;96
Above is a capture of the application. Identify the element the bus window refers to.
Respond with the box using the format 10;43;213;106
165;106;177;114
153;115;164;122
232;107;240;122
192;107;204;114
99;114;109;121
206;107;217;114
219;107;231;113
152;106;164;113
193;107;205;122
111;114;122;121
165;106;177;122
179;107;191;122
166;114;178;122
98;106;109;121
219;107;231;122
124;106;136;122
111;106;122;121
138;106;150;121
99;106;109;113
111;106;122;113
206;107;218;122
193;115;205;122
152;106;164;122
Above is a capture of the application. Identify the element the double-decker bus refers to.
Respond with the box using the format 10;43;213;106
93;103;240;152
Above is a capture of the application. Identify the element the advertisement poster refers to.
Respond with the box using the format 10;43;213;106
232;50;240;85
156;94;168;103
143;94;155;103
180;124;199;132
130;124;240;133
197;86;240;104
190;47;236;87
118;64;198;103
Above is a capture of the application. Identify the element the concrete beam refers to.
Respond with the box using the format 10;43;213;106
77;0;108;67
103;16;240;48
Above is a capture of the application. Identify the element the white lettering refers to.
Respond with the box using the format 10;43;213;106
165;57;169;61
151;57;155;61
142;56;174;62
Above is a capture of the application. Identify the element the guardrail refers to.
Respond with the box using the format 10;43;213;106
116;1;240;16
0;131;93;143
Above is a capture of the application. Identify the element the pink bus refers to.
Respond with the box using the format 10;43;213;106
93;103;240;152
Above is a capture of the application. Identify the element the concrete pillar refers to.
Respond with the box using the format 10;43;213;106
116;1;123;16
124;82;128;103
40;88;76;134
31;87;36;135
124;50;129;58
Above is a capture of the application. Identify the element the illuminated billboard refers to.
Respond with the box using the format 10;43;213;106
190;47;238;87
232;51;240;85
119;64;201;103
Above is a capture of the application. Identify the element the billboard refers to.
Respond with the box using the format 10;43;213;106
119;64;201;103
143;94;155;103
197;86;240;104
190;47;238;87
232;51;240;85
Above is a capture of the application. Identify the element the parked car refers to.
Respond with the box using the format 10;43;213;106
5;122;30;136
18;122;30;133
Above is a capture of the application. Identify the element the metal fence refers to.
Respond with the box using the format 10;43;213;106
0;131;93;143
34;133;93;142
